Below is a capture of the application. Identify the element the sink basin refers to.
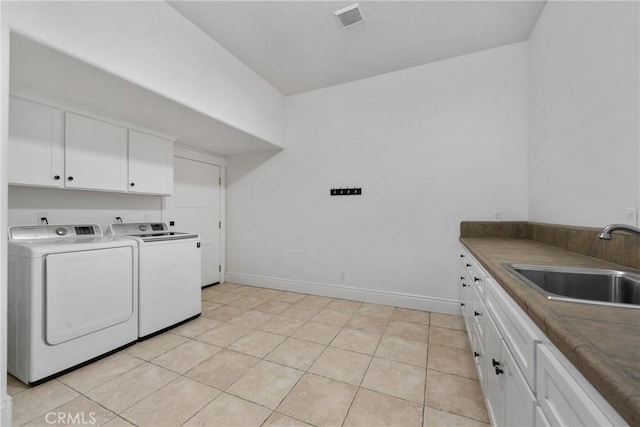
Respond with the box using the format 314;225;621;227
503;264;640;308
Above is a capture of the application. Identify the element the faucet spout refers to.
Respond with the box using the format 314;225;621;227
598;223;640;240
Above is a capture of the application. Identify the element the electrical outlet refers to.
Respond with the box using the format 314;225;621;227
36;212;49;225
494;211;502;221
626;207;638;226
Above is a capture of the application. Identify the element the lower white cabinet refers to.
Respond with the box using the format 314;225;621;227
536;344;614;427
458;246;627;427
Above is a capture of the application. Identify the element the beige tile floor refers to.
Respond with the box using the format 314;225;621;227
9;283;490;427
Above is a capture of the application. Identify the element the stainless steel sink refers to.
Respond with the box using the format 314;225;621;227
503;264;640;309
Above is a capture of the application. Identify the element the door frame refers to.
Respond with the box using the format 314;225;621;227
162;144;227;284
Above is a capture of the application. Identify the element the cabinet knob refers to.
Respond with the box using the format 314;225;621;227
474;351;480;358
67;176;74;181
495;366;504;375
466;263;471;267
474;311;481;317
474;277;481;282
460;276;465;280
460;303;465;307
492;358;500;367
130;183;135;187
460;254;465;258
462;283;468;288
54;175;60;180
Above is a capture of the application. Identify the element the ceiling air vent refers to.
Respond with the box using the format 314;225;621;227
334;3;364;28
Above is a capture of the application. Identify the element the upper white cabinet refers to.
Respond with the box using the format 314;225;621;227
128;130;173;195
8;95;174;196
8;96;64;188
65;113;128;192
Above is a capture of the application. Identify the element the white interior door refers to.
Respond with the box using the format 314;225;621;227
166;157;221;286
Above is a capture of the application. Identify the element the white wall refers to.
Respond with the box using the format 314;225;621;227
226;43;529;313
0;16;10;427
8;187;162;233
528;1;640;227
1;1;285;147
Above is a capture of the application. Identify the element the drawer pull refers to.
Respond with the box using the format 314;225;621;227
492;358;500;367
474;351;480;358
495;366;504;375
67;176;74;181
54;175;60;180
474;311;481;317
474;277;481;282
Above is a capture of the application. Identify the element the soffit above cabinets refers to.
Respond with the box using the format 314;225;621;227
168;1;546;95
9;33;282;158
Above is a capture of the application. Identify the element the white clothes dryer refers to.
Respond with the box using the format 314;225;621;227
8;224;138;384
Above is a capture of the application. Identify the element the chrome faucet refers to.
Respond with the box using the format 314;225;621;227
598;223;640;240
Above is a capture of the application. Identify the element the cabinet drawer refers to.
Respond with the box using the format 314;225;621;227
536;345;613;427
485;278;540;388
471;286;485;342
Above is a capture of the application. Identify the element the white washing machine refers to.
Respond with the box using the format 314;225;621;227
106;222;201;338
8;224;138;384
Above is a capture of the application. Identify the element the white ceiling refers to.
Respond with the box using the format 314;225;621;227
169;1;547;95
9;34;281;157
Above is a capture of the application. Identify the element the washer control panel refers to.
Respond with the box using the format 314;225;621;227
108;222;169;236
9;224;102;240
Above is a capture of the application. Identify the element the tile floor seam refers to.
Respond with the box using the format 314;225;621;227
339;318;393;427
424;403;491;425
426;362;479;381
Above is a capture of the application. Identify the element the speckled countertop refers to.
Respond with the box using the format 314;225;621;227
460;237;640;426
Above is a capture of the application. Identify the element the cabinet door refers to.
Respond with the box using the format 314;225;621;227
502;340;535;427
65;113;128;192
536;345;613;426
483;312;503;427
8;96;64;187
128;130;173;195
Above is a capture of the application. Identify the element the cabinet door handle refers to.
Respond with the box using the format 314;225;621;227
474;311;481;317
492;358;500;367
130;183;135;187
495;366;504;375
67;176;74;181
474;277;481;282
54;175;60;180
474;351;480;358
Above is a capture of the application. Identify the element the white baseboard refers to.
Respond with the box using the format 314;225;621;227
1;394;12;427
225;272;461;315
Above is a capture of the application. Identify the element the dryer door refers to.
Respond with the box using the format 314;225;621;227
44;247;134;345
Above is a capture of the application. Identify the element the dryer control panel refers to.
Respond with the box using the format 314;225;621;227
9;224;103;240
